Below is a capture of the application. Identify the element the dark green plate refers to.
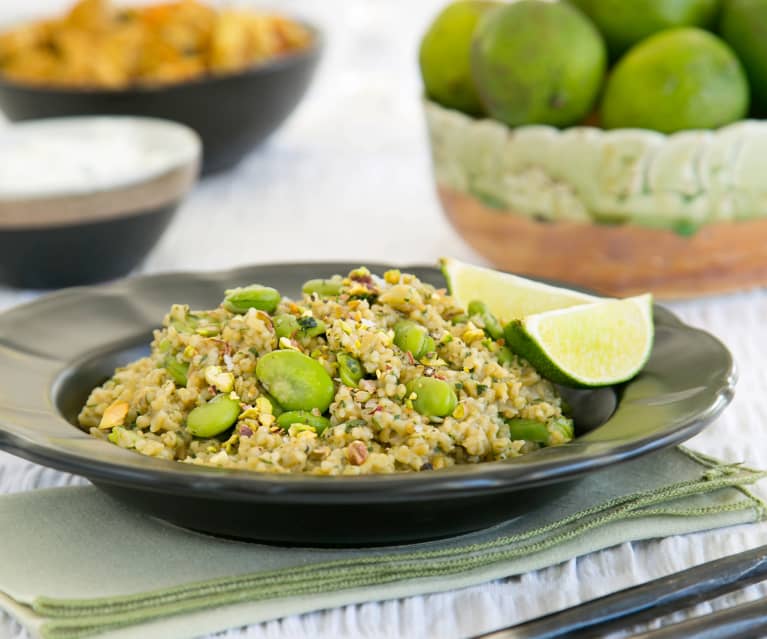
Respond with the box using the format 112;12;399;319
0;263;735;545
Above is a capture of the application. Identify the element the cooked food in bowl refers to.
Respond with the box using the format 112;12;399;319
78;267;573;475
0;0;312;89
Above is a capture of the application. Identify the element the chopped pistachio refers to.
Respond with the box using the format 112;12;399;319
347;440;368;465
383;269;401;284
99;400;129;430
279;336;301;351
204;365;234;393
288;423;317;437
108;426;139;448
255;397;273;414
462;325;486;343
195;324;220;337
239;407;260;420
224;434;240;455
261;414;276;427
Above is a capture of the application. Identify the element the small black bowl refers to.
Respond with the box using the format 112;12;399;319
0;116;200;289
0;27;321;174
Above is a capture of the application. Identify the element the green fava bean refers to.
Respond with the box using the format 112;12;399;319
394;320;433;359
550;416;574;442
195;324;220;337
187;395;241;438
337;352;363;387
485;318;504;341
277;410;331;434
170;318;195;334
302;277;342;297
506;418;549;443
407;377;457;417
274;314;299;340
261;391;284;417
467;300;504;341
256;350;335;412
466;300;486;316
170;314;219;336
223;284;281;314
164;357;189;387
497;346;514;367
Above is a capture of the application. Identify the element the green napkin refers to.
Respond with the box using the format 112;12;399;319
1;447;765;639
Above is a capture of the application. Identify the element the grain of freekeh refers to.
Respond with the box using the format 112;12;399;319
78;267;572;475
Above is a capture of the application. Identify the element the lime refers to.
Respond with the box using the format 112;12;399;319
419;1;499;115
440;257;599;321
470;0;606;127
720;0;767;113
568;0;719;59
504;294;654;387
601;28;749;133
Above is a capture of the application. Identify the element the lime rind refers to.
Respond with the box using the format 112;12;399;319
504;294;654;388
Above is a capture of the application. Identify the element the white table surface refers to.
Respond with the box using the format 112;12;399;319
2;1;767;638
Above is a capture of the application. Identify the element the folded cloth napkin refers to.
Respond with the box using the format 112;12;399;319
1;447;765;639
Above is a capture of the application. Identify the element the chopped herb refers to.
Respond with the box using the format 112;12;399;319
344;419;367;432
297;316;318;330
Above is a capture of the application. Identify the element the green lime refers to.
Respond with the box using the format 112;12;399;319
440;257;599;322
504;294;654;388
568;0;720;59
720;0;767;113
601;28;749;133
419;1;499;115
470;0;606;128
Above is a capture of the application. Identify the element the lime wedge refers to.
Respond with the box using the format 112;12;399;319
440;257;599;321
504;294;654;387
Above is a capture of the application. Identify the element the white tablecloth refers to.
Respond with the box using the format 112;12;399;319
2;1;767;637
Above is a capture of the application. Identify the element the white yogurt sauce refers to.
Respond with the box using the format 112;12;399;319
0;117;201;199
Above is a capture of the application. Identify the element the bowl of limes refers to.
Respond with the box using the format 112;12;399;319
422;0;767;298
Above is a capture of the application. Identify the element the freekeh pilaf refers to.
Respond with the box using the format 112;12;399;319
78;267;573;475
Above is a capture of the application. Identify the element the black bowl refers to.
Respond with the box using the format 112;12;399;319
0;206;180;289
0;116;200;289
0;28;321;174
0;263;736;545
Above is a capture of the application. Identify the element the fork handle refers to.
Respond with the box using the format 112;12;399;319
476;544;767;639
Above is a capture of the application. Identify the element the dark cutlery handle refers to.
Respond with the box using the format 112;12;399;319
631;597;767;639
475;545;767;639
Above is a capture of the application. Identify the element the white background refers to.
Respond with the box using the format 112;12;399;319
2;1;767;638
